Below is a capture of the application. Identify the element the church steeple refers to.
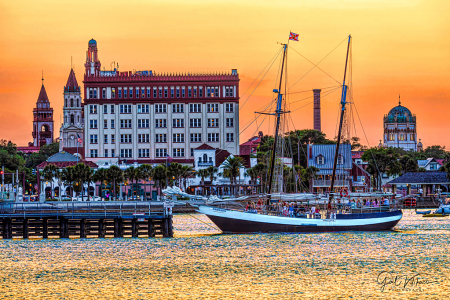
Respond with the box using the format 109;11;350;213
33;78;54;147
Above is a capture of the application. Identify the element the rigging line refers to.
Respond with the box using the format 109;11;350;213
240;47;283;111
187;214;221;231
288;36;348;90
239;99;276;136
238;96;277;134
289;86;341;105
287;85;341;95
290;86;341;114
289;101;313;114
239;48;283;100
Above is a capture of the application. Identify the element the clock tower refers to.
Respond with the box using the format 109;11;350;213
59;68;84;156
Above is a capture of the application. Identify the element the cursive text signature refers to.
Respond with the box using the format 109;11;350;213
376;271;439;292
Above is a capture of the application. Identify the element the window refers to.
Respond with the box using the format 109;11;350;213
103;119;108;129
208;118;219;127
138;134;150;143
118;89;122;98
158;87;163;98
155;134;167;143
337;155;344;165
189;103;201;113
182;87;185;98
400;133;405;141
104;149;108;158
141;88;145;98
138;104;149;113
190;133;202;142
89;105;97;114
226;133;234;142
153;87;157;98
173;119;184;128
111;105;115;114
190;118;201;127
317;156;325;165
173;104;184;113
112;88;116;99
176;88;180;98
156;149;167;158
194;87;197;98
173;133;185;143
208;133;219;142
111;119;115;129
207;87;212;97
124;89;128;99
90;149;98;158
102;88;106;99
226;87;234;97
104;134;108;144
410;134;415;141
120;105;132;114
155;104;167;113
90;134;98;144
199;87;203;98
215;87;219;97
226;103;234;112
135;88;139;98
138;119;150;128
120;134;132;143
207;103;219;112
171;88;175;98
138;149;150;158
164;87;168;98
111;149;115;157
111;134;115;144
89;89;93;99
120;119;132;128
173;148;185;157
155;119;167;128
188;87;192;98
120;149;132;158
89;120;98;129
146;88;150;98
226;118;234;127
103;105;108;114
190;148;194;157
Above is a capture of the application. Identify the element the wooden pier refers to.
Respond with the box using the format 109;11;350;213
0;202;173;239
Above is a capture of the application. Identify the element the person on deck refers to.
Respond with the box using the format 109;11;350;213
310;206;316;218
289;204;294;217
384;198;390;206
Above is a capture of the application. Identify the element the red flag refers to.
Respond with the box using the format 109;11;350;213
289;31;299;41
77;133;83;144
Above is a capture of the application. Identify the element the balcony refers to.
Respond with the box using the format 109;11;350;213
312;179;350;187
198;161;213;167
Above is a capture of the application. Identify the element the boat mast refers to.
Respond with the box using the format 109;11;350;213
329;35;351;205
267;44;288;195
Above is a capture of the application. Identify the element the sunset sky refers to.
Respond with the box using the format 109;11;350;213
0;0;449;149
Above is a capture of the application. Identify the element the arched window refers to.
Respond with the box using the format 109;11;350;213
198;157;202;163
70;99;74;107
70;114;74;124
77;116;80;122
65;99;67;107
77;99;79;107
203;154;208;162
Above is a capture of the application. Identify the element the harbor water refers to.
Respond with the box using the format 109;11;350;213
0;210;449;299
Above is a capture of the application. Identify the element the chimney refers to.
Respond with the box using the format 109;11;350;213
313;89;321;132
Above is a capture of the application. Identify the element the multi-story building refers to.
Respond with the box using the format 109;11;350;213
33;79;54;146
83;39;240;165
59;69;84;156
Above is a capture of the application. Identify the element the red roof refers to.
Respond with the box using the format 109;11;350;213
352;151;365;159
196;143;216;150
37;84;49;103
436;159;445;166
17;146;40;154
215;149;231;167
65;69;80;92
37;161;98;169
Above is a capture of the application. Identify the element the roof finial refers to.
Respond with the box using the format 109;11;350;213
41;70;44;86
398;94;401;106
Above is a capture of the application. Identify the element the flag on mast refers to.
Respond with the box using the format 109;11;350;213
289;31;299;41
77;133;83;144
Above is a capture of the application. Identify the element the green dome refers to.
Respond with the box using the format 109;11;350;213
387;105;413;123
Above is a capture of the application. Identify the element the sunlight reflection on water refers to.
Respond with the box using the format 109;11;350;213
0;210;449;299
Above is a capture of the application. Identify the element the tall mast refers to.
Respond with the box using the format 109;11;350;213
329;35;351;205
267;44;287;195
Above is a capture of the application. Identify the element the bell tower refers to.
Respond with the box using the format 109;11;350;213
84;39;101;76
59;69;84;152
32;77;54;147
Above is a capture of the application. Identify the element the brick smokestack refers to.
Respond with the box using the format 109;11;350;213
313;89;321;132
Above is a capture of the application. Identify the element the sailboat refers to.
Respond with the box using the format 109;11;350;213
197;35;403;233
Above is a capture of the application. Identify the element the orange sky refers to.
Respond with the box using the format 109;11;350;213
0;0;449;149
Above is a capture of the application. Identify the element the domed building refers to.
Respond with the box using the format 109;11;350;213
382;97;418;151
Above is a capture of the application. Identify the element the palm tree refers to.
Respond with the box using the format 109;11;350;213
106;165;123;200
167;162;183;187
206;166;218;183
253;162;267;193
197;169;209;186
93;168;108;200
42;164;59;199
245;167;257;184
181;165;195;191
61;166;76;198
222;156;245;185
136;164;153;199
124;166;138;198
73;163;94;200
152;165;167;197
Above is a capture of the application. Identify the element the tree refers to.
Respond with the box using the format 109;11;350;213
152;165;167;196
73;163;94;200
61;166;76;198
197;169;209;186
423;145;447;159
206;166;218;183
42;164;59;199
124;166;138;198
222;156;245;185
137;164;153;200
93;168;109;200
399;155;418;174
440;161;450;180
417;167;427;172
362;147;402;191
245;167;257;185
180;165;195;191
106;165;123;200
253;162;267;193
167;162;183;187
